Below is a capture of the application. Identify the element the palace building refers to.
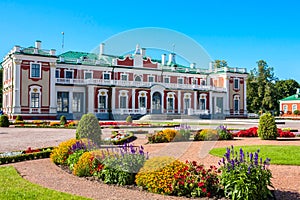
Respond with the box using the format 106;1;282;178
1;40;248;120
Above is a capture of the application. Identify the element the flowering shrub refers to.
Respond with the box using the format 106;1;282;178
194;129;218;141
147;128;178;143
219;146;273;200
66;141;88;170
49;121;61;126
277;128;295;137
172;161;220;198
136;156;187;195
67;120;79;127
104;131;137;145
232;127;258;137
216;125;233;140
72;151;94;177
174;124;191;141
99;143;147;185
50;138;77;165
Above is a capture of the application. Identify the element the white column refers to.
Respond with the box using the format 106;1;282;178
111;87;116;112
244;78;247;114
194;91;197;110
150;91;153;114
161;92;164;113
209;91;213;114
132;88;135;109
49;62;57;113
178;90;181;114
69;91;73;114
87;85;94;113
12;59;21;113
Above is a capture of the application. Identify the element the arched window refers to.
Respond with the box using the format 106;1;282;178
29;85;41;113
199;94;207;110
138;91;147;108
234;95;240;114
135;75;142;82
167;92;175;113
98;89;108;112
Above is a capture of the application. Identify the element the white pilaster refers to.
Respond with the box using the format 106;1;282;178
69;91;73;114
161;92;164;113
194;91;197;110
87;85;94;113
178;91;181;114
209;91;213;114
12;59;21;113
132;88;136;109
111;87;116;111
50;62;57;113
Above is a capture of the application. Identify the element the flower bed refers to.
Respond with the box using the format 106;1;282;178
0;147;53;165
104;131;137;145
232;127;295;138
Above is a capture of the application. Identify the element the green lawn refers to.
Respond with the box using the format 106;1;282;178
0;166;90;200
209;145;300;165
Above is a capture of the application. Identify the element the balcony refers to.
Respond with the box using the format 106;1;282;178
55;78;226;92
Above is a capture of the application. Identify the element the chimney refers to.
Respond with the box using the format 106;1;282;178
161;54;166;66
167;53;176;66
100;43;105;55
13;45;20;52
35;40;41;49
141;48;146;57
190;63;196;69
50;49;56;56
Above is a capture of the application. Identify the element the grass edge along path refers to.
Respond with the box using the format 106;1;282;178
209;145;300;166
0;166;90;200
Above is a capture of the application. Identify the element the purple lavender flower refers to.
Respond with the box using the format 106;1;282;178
239;148;244;163
254;152;259;166
249;152;253;162
225;147;231;161
247;166;251;174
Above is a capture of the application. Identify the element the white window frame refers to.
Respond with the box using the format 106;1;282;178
134;75;142;82
84;71;93;79
164;76;170;84
98;89;108;112
292;104;297;113
30;62;41;78
138;91;148;108
178;77;184;84
119;90;129;109
184;93;192;110
192;78;198;85
72;92;83;113
148;75;155;83
199;94;207;110
201;79;206;86
103;72;111;80
234;95;240;114
234;78;240;90
55;69;60;78
121;73;128;81
65;69;74;79
283;105;288;114
29;85;42;113
166;92;175;113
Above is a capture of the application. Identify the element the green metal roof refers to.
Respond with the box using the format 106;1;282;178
59;51;98;59
280;94;300;101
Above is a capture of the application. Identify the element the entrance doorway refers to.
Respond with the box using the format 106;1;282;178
152;92;162;114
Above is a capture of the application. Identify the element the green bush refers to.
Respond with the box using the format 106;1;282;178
294;110;300;115
219;146;273;199
217;125;233;140
60;115;67;125
258;113;278;140
15;115;23;121
126;115;132;123
194;129;218;141
0;115;9;127
76;113;102;146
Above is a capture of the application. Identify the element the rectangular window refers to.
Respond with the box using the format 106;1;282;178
84;72;92;79
31;93;39;108
120;96;127;108
57;92;69;112
292;104;297;113
148;76;154;82
201;80;206;86
234;78;239;89
167;97;173;110
72;93;83;113
192;78;198;85
164;77;170;83
65;70;73;79
99;96;107;109
55;69;60;78
103;73;110;80
200;99;206;110
178;78;183;84
121;74;128;81
234;99;239;112
283;105;288;114
31;63;41;78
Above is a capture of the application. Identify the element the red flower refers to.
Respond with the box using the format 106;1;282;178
197;182;204;187
207;192;211;197
202;188;207;193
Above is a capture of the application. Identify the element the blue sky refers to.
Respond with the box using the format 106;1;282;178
1;0;300;81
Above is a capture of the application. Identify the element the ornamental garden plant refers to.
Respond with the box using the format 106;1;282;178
258;113;278;140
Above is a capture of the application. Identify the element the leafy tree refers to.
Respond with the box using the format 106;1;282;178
214;60;228;68
246;60;277;113
275;79;299;100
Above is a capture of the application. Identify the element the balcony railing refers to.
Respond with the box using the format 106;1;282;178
188;109;209;115
112;108;147;115
55;78;226;92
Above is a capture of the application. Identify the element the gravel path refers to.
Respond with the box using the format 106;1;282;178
1;126;300;199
